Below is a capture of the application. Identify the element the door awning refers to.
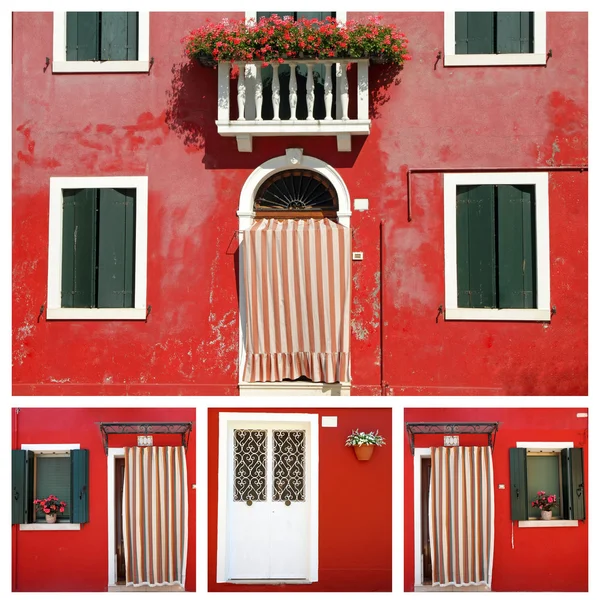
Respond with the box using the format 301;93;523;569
405;422;500;454
98;422;193;455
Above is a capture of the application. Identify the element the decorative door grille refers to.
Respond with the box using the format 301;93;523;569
273;430;306;502
233;429;267;501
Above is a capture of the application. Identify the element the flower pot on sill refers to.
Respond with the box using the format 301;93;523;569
353;445;375;461
540;510;552;521
45;513;57;524
195;54;217;68
369;55;388;65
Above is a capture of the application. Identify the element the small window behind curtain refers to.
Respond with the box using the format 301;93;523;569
455;12;534;55
456;184;536;309
66;12;138;61
61;188;136;309
526;454;561;518
35;455;71;520
256;12;336;120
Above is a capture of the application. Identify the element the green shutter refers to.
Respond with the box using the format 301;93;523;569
12;450;34;525
456;12;494;55
66;13;100;61
257;12;294;19
562;448;585;520
497;185;536;309
71;449;89;524
526;455;560;518
97;188;136;308
36;456;71;520
61;189;98;308
101;12;138;61
456;185;496;308
509;448;528;521
497;12;534;54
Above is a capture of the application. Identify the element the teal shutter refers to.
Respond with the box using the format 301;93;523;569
71;449;89;524
455;13;494;54
101;12;138;61
97;189;136;308
456;185;496;308
61;189;98;308
497;185;536;309
35;456;72;520
509;448;528;520
66;13;100;61
12;450;34;525
562;448;585;520
497;12;533;54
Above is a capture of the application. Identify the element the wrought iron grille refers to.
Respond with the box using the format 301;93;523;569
273;430;306;502
254;169;338;214
98;422;193;455
405;422;500;454
233;429;267;502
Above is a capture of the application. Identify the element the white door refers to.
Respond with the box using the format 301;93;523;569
227;422;310;580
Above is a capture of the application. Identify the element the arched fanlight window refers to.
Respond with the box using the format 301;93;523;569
254;169;339;218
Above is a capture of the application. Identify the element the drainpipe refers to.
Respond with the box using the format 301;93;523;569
406;165;589;222
380;220;388;396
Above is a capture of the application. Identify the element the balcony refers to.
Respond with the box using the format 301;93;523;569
216;59;371;152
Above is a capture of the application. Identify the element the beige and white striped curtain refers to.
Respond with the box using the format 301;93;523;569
123;446;188;588
243;218;351;383
429;446;494;588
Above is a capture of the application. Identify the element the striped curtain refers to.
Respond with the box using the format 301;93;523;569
243;218;351;383
429;446;494;588
123;446;188;588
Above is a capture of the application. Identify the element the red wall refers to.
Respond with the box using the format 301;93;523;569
403;407;588;592
208;408;392;592
12;12;587;395
11;407;197;593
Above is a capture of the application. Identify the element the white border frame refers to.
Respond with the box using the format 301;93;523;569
52;12;150;73
444;12;546;66
516;440;578;528
237;151;352;390
47;176;149;320
216;412;319;583
413;448;431;588
443;172;550;321
107;447;125;586
19;443;81;531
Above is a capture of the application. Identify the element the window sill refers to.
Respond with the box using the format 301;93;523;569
239;382;351;396
46;307;147;320
52;60;150;73
20;523;81;531
518;520;579;528
444;54;547;67
444;308;551;322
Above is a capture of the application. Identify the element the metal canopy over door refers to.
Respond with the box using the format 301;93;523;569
226;422;310;580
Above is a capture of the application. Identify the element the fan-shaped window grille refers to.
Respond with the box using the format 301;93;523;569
254;169;338;218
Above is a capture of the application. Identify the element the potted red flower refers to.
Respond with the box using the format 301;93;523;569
531;490;559;520
34;494;67;524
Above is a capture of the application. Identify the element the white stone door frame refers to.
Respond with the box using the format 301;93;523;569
216;412;319;583
107;447;125;587
413;447;431;588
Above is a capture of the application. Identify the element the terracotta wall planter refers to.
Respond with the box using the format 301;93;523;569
353;445;375;461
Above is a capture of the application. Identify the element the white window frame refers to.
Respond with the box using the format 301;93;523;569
516;441;578;528
52;12;150;73
47;176;148;320
443;172;550;321
19;443;81;531
444;12;546;66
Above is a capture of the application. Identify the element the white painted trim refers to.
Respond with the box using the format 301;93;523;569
413;448;431;588
443;172;550;321
518;519;578;528
239;382;351;396
516;441;573;449
216;412;319;583
20;523;81;531
52;12;150;73
444;12;546;67
21;443;80;451
217;121;371;135
107;448;125;587
237;153;352;385
47;176;148;320
245;10;347;24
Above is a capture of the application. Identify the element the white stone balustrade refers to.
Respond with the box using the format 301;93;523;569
216;59;371;152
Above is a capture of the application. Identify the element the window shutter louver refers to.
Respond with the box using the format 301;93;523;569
509;448;528;521
97;188;136;308
101;12;138;61
497;12;534;54
61;189;98;308
456;185;496;308
71;449;89;524
455;12;494;54
66;12;100;61
562;448;585;520
497;185;536;309
12;450;34;525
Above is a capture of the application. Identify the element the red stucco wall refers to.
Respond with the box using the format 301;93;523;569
11;407;197;593
208;407;393;592
12;12;587;395
403;407;588;592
